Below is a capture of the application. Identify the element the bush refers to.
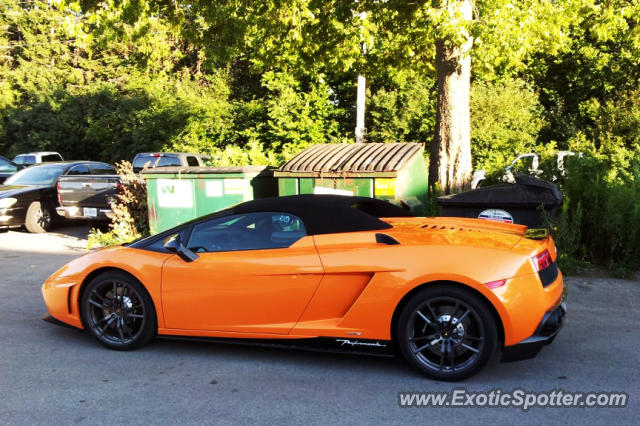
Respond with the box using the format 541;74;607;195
553;155;640;277
88;161;148;248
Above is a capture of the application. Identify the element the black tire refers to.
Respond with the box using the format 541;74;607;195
396;285;497;381
25;201;54;233
81;271;156;350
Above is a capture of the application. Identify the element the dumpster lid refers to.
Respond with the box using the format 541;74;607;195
278;143;423;174
141;166;273;176
437;175;563;207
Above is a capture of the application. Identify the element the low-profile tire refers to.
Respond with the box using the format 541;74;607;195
25;201;54;233
396;285;497;381
81;271;156;350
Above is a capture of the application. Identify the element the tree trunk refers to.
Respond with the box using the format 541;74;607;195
429;0;473;194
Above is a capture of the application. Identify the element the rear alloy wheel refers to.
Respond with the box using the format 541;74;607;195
25;201;54;233
397;286;497;381
81;271;156;350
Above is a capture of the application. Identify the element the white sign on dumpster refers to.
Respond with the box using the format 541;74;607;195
157;179;193;208
205;180;223;197
313;186;353;196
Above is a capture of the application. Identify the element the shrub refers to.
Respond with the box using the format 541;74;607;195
88;161;148;248
553;154;640;277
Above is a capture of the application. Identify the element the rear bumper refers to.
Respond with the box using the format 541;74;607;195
56;206;113;220
501;302;566;362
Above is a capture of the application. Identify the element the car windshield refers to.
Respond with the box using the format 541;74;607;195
0;158;17;173
4;164;67;185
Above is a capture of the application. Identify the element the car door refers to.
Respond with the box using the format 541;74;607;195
161;212;324;334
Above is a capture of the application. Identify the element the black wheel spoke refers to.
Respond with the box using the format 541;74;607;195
409;334;438;342
460;343;480;353
117;325;126;343
92;290;107;303
85;277;149;347
447;302;459;326
426;302;438;322
407;295;488;376
88;299;103;309
453;309;470;325
124;326;134;339
413;337;441;354
416;310;434;333
98;316;116;335
448;341;456;371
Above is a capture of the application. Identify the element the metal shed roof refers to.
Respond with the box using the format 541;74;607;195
277;143;423;174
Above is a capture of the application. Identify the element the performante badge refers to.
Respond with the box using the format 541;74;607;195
336;339;386;348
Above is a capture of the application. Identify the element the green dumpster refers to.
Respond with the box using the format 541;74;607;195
142;166;276;234
274;143;429;214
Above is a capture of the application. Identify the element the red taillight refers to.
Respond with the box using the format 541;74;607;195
532;249;553;272
56;181;62;205
484;279;506;289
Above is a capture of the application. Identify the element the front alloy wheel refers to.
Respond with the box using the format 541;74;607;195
81;271;156;350
397;286;497;381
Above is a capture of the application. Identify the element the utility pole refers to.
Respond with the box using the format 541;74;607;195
355;10;367;143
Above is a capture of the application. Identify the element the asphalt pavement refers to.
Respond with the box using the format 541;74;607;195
0;224;638;425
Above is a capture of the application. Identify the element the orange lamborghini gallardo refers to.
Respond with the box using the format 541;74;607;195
42;195;565;380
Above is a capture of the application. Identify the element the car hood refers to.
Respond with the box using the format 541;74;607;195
0;184;48;197
384;217;531;252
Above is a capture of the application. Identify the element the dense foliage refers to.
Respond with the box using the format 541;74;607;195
2;0;640;274
87;161;147;248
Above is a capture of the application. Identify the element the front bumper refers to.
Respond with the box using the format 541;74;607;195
42;313;79;329
501;302;566;362
56;206;113;220
0;206;26;227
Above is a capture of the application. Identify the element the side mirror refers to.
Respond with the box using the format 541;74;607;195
163;233;199;262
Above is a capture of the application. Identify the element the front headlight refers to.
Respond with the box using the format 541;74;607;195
0;198;17;208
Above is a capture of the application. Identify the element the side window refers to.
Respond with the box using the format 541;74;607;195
187;212;306;253
186;156;199;167
147;226;193;252
0;159;17;173
90;164;116;175
15;155;35;165
42;154;62;162
67;164;90;175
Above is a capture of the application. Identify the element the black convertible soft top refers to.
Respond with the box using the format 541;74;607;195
130;195;413;249
231;194;412;235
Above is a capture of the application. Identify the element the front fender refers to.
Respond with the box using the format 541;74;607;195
42;246;171;329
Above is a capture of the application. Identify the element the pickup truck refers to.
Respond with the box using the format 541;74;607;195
132;152;210;173
56;162;120;222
